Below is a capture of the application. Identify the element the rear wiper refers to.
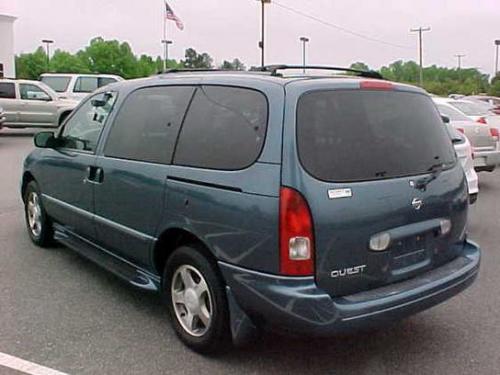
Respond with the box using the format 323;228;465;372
414;163;446;190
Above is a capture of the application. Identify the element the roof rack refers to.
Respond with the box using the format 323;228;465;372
251;65;383;79
162;68;225;74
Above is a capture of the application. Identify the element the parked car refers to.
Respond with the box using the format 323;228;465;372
40;73;124;101
0;79;78;128
433;97;500;172
445;122;479;203
466;95;500;115
22;67;480;353
0;105;5;129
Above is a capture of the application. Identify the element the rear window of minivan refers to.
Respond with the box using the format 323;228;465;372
297;89;456;182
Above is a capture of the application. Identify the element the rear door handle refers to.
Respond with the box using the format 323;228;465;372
84;166;104;184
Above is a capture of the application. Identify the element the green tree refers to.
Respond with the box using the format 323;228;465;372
489;74;500;96
219;58;246;71
50;50;90;73
182;48;213;69
349;62;370;72
15;47;47;79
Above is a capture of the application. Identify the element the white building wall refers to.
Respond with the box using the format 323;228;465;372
0;14;16;78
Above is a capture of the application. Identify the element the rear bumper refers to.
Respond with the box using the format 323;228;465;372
473;149;500;170
220;240;480;337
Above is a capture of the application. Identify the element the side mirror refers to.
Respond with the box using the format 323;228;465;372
34;131;58;148
441;115;450;124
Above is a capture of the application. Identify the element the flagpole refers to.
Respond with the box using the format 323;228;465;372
163;1;167;72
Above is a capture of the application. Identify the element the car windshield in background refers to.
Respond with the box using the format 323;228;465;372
450;101;489;116
41;76;71;93
297;90;456;182
436;104;470;122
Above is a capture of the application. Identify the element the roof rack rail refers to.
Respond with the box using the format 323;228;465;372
251;65;383;79
162;68;225;74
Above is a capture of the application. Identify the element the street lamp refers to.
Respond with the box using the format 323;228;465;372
495;40;500;76
257;0;271;68
41;39;54;72
162;39;173;72
299;37;309;73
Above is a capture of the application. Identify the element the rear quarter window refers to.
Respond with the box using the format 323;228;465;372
297;89;456;182
0;82;15;99
173;85;268;170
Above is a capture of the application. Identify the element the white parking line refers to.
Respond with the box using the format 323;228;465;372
0;352;68;375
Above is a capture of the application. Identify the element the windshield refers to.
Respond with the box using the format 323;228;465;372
297;89;456;182
450;101;489;116
41;76;71;93
436;103;470;122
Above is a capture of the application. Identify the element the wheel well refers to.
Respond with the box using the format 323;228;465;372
21;172;35;201
153;228;213;276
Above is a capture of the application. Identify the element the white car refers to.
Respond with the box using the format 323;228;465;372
0;79;78;128
40;73;123;101
0;105;5;128
449;126;479;204
433;97;500;172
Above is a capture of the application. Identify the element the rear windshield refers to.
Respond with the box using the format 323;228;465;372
41;76;71;93
297;90;456;182
450;101;489;116
435;103;470;122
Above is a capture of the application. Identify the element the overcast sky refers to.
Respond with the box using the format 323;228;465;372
1;0;499;76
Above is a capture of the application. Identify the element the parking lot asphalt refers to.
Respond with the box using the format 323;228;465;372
0;130;499;375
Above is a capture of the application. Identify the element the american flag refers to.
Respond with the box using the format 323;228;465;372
165;1;184;30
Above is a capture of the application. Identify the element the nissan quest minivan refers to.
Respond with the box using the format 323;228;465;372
22;66;481;353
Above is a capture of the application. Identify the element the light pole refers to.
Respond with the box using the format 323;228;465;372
41;39;54;72
454;54;465;70
299;37;309;73
410;27;431;86
162;40;173;72
257;0;271;68
495;40;500;76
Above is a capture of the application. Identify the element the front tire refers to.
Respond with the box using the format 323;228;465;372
24;181;54;247
163;245;230;354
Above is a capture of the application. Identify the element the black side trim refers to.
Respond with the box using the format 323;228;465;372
167;176;243;192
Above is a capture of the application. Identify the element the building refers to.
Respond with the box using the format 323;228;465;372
0;14;16;78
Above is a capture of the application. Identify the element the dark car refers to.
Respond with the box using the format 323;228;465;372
21;66;481;353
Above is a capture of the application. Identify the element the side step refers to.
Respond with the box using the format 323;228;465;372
53;224;161;292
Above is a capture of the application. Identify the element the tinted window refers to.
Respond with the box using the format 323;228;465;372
41;76;71;92
74;77;98;93
105;86;194;164
19;84;51;101
297;90;456;182
436;104;469;122
174;86;268;170
98;77;117;88
0;82;15;99
60;92;117;152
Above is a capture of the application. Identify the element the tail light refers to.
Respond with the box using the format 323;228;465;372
279;187;314;276
457;128;465;134
477;117;487;124
490;127;499;141
360;81;394;90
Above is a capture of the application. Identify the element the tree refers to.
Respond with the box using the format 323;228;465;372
219;58;246;71
489;74;500;97
50;50;90;74
349;62;370;72
182;48;213;69
15;47;47;79
77;37;139;78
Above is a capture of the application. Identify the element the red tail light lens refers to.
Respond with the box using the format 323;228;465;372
477;117;487;124
360;81;394;90
490;127;499;141
279;187;314;276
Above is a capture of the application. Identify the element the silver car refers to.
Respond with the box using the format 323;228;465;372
433;97;500;172
0;105;5;128
0;79;78;128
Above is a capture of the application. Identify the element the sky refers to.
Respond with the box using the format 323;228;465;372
1;0;499;76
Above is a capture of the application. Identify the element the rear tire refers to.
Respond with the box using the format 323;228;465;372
23;181;54;247
163;245;231;354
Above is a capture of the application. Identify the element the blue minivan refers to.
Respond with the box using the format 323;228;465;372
22;66;480;353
